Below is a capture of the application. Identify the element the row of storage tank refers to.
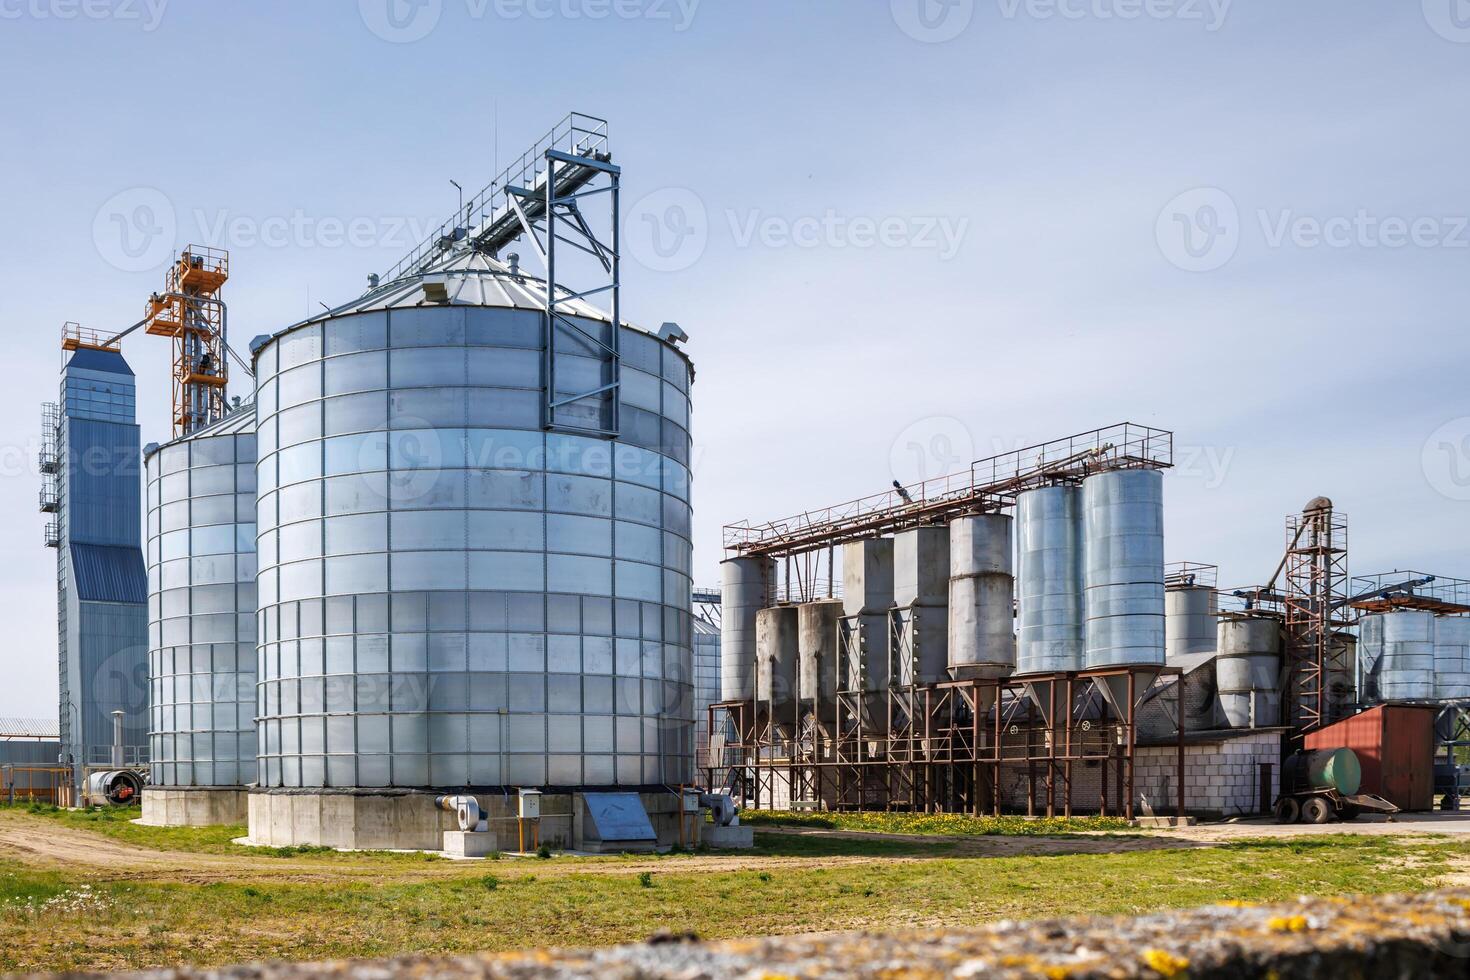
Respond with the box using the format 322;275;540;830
1361;611;1470;703
720;469;1169;719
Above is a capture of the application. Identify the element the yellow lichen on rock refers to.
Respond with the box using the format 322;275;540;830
1267;915;1309;933
1140;947;1190;977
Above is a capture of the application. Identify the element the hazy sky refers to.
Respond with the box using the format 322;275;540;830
2;1;1467;718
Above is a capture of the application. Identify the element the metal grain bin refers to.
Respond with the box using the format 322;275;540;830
798;599;844;722
1435;616;1470;701
1082;469;1165;669
1363;611;1437;702
892;526;950;686
1165;585;1217;661
1016;486;1083;674
947;514;1016;681
1216;616;1282;729
144;406;259;790
250;253;696;789
721;556;773;702
755;606;800;733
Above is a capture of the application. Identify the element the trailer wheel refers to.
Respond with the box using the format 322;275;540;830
1274;797;1301;824
1302;797;1331;824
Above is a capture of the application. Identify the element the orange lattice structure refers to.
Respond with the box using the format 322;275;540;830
143;246;230;436
60;321;124;353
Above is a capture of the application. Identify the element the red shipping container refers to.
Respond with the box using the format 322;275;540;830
1304;704;1437;811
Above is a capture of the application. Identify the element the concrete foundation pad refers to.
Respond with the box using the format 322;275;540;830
443;831;499;858
140;787;249;827
249;789;695;853
703;824;755;848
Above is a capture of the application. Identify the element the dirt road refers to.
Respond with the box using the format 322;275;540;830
3;809;1468;886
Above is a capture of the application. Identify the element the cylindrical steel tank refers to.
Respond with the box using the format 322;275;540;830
692;612;721;768
842;538;894;695
1082;469;1165;669
948;514;1016;680
1327;630;1358;718
893;526;950;686
722;557;773;702
1284;748;1362;796
1016;486;1083;674
756;606;800;730
1435;616;1470;701
1165;585;1217;661
798;599;843;722
144;406;258;791
1216;617;1282;728
250;255;696;790
1363;611;1437;702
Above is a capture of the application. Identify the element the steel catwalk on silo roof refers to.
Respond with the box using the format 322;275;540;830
144;405;259;805
249;251;696;791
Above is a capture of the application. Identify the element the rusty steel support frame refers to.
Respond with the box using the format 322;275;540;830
705;665;1183;818
1283;503;1349;743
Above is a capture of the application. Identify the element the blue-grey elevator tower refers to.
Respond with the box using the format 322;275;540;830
41;346;149;791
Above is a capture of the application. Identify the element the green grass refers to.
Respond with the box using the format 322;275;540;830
742;809;1135;837
1;832;1466;973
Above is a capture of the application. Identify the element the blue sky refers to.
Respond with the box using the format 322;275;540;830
1;0;1468;716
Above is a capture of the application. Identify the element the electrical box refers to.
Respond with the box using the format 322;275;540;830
518;788;542;819
682;788;701;813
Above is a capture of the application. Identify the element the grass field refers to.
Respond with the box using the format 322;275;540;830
2;804;1468;973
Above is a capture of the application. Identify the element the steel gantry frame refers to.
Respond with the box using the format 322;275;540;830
706;664;1186;820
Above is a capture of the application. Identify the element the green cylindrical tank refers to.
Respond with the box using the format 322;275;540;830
1286;748;1362;796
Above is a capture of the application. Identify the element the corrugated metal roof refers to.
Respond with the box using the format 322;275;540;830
0;717;60;739
145;402;257;459
70;543;147;604
255;251;652;360
66;347;135;377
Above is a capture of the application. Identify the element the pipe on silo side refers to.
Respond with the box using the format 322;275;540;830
721;557;774;702
948;514;1016;681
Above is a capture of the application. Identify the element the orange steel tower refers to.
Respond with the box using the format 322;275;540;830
143;245;230;437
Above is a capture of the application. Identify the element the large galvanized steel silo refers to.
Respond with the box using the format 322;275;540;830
248;254;695;825
1363;611;1436;701
1436;617;1470;701
1016;486;1083;674
1082;470;1165;669
142;406;258;826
